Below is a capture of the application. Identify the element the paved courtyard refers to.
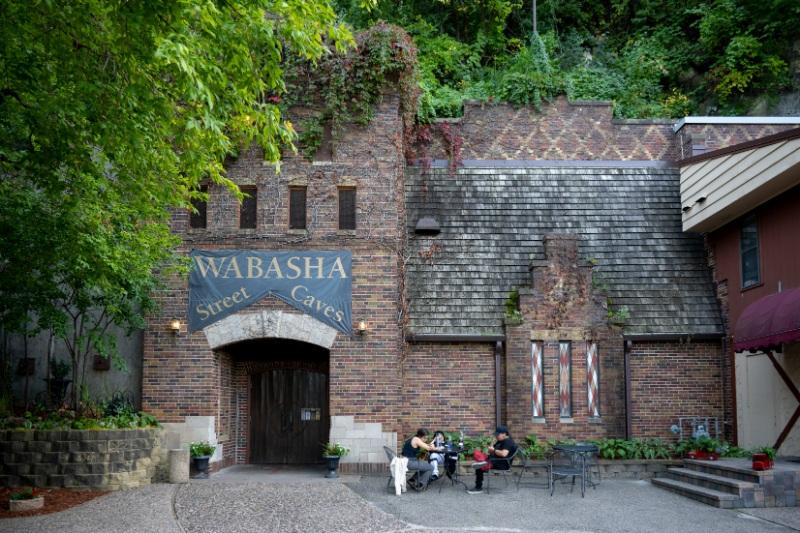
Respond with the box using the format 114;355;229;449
0;471;798;532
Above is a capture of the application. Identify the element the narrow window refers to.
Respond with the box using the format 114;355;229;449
531;341;544;419
559;341;572;418
338;188;356;230
239;186;257;229
189;185;208;229
586;342;600;418
289;187;307;229
740;216;760;288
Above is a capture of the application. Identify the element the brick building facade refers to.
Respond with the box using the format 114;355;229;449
142;92;800;470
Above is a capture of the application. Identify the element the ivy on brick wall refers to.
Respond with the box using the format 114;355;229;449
283;23;419;160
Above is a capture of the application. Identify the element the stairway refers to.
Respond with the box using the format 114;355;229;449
652;459;799;508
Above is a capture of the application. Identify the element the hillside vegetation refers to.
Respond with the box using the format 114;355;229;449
334;0;800;120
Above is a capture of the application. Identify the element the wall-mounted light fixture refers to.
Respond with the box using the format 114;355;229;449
356;321;368;336
169;319;182;334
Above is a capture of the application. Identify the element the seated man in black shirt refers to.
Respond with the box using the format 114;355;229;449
468;425;517;494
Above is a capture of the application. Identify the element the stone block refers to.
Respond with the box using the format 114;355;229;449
32;463;58;476
90;463;109;475
63;463;90;475
331;416;355;430
168;449;190;483
75;474;108;487
19;474;47;486
47;474;67;487
9;431;34;441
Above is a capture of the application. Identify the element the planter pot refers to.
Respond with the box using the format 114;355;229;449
752;453;774;471
44;378;72;406
323;455;341;478
10;496;44;512
192;455;211;479
686;450;719;461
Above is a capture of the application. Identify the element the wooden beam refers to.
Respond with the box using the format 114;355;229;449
766;350;800;451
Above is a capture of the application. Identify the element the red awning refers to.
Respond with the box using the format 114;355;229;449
734;287;800;352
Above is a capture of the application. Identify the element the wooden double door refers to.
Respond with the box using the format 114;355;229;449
250;364;329;464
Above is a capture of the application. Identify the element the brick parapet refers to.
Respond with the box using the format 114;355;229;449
426;97;678;161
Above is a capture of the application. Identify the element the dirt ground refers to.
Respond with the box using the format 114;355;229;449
0;487;107;519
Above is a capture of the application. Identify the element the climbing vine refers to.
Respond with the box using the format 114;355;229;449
282;23;419;160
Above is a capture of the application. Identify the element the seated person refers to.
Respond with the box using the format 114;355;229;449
401;428;441;487
428;430;447;479
468;425;517;494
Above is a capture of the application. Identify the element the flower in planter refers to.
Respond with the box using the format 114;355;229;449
322;442;349;457
189;441;217;458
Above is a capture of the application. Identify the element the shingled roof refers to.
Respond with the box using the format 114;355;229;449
405;162;723;338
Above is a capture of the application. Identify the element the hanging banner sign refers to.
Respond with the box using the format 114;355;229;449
188;250;352;335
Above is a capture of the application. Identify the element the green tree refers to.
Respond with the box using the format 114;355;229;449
0;0;352;408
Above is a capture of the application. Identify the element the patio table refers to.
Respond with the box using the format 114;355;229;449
551;443;599;497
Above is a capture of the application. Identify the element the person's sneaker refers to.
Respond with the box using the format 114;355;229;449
467;486;484;494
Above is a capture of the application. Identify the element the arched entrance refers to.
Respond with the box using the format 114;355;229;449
204;310;337;465
223;338;330;464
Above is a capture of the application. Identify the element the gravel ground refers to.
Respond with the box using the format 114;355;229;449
174;481;407;533
348;476;797;533
0;483;182;533
1;476;797;533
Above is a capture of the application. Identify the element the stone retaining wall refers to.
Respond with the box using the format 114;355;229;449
345;458;679;479
0;428;165;490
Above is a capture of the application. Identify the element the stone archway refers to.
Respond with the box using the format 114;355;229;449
203;310;338;350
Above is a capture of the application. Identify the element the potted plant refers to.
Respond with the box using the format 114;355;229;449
45;359;72;406
9;487;44;512
189;441;216;479
685;436;721;460
752;447;776;471
322;442;349;478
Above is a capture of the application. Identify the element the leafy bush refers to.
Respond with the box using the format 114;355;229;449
190;441;217;458
523;434;552;460
594;438;672;459
101;390;137;418
322;442;350;457
10;487;35;501
0;408;159;431
51;359;71;380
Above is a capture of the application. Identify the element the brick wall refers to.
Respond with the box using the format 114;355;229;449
505;234;626;441
402;342;496;437
675;123;800;159
425;97;677;161
142;94;408;462
628;341;725;440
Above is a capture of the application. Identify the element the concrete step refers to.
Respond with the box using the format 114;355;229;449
665;467;754;496
651;477;741;508
683;459;763;484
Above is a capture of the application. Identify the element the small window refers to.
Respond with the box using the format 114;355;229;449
289;187;307;229
239;186;257;229
338;188;356;230
740;216;760;288
189;185;208;229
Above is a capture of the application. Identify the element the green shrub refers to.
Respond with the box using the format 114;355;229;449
523;434;552;460
10;487;35;501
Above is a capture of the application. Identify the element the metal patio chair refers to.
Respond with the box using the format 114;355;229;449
549;447;586;497
384;445;429;493
485;447;519;493
515;448;551;490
